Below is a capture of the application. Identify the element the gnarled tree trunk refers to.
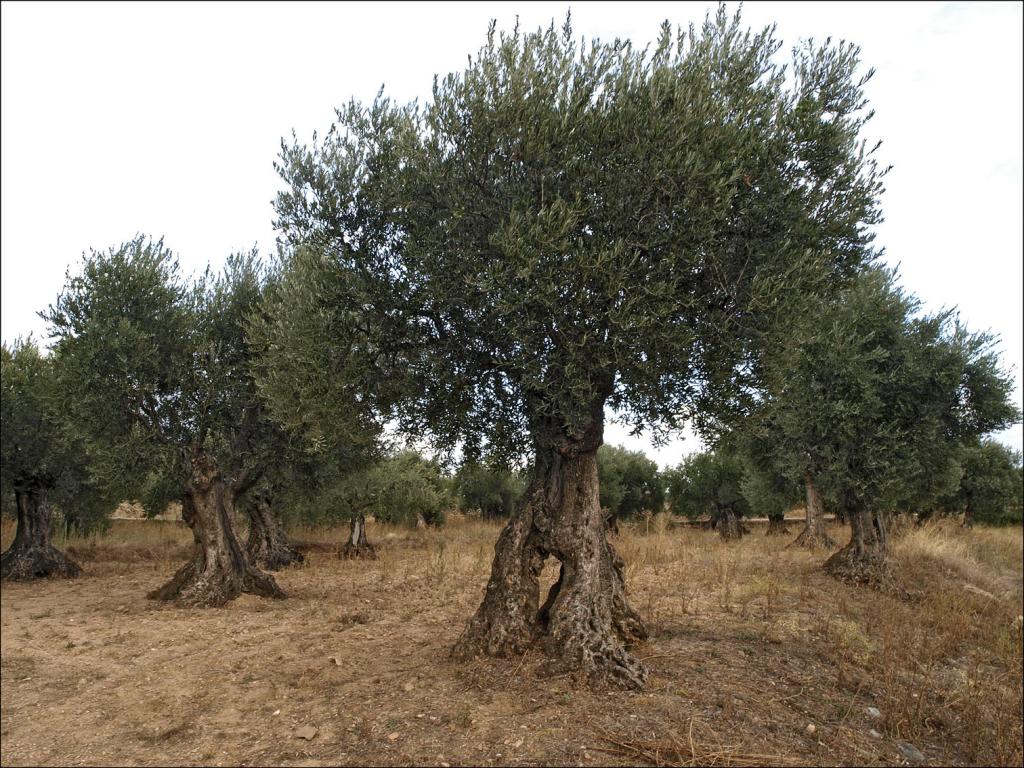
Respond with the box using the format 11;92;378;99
824;503;890;585
245;490;303;570
0;484;81;581
453;405;647;690
791;471;835;549
962;497;975;529
765;511;790;536
148;450;284;606
340;512;376;559
717;506;744;540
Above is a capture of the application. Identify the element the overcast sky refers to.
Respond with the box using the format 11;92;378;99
2;1;1021;466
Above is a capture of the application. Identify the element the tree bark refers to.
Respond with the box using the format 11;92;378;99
340;512;376;559
453;407;647;690
824;503;890;585
148;450;285;606
245;490;303;570
0;484;81;581
717;506;744;540
791;471;836;549
604;507;620;535
765;512;790;536
962;496;975;529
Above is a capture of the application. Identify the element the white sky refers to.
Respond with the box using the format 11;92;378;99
2;1;1021;467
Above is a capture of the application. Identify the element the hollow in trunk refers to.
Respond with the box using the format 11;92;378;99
340;512;376;559
245;490;303;570
0;484;81;581
453;413;647;690
791;472;836;549
148;450;284;606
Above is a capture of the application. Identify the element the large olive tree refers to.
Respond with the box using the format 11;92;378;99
270;10;886;688
0;339;83;580
43;238;293;605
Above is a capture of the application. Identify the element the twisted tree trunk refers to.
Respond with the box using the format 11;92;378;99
717;506;744;540
824;503;890;585
791;471;835;549
453;403;647;690
962;496;975;529
765;511;790;536
148;450;284;606
340;512;376;559
0;483;81;581
245;490;303;570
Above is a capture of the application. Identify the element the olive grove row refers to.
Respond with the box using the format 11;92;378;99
2;8;1020;690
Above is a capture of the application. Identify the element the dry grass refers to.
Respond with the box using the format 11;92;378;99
1;513;1021;766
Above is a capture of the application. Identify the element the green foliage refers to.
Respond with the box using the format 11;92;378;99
455;462;526;519
739;456;801;520
665;450;749;520
42;237;197;511
42;236;342;512
596;445;664;518
740;266;1020;516
271;7;886;462
313;450;453;528
941;440;1023;525
248;247;387;460
1;338;108;534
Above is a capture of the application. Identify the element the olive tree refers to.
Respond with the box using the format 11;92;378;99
748;267;1019;585
456;462;526;519
43;238;288;605
665;451;750;539
0;339;82;580
271;10;886;688
942;440;1023;527
597;445;665;530
739;457;802;536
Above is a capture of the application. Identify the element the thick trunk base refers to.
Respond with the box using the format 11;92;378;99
0;544;81;581
149;453;284;607
823;506;905;596
765;517;791;536
0;488;81;581
791;524;836;549
790;473;835;550
245;493;304;571
717;508;745;541
339;514;376;559
453;442;648;690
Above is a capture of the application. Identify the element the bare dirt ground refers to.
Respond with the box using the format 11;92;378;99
1;515;1021;767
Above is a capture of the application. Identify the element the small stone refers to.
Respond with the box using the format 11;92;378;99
328;656;341;666
514;739;524;748
805;723;816;735
897;742;925;764
272;709;281;716
387;732;399;741
869;729;882;740
403;682;414;692
294;725;318;740
866;706;882;719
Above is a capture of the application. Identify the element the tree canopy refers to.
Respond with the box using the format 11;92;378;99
271;8;887;463
940;440;1024;526
41;237;293;603
596;445;664;519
